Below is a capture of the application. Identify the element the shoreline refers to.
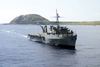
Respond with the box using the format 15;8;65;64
2;21;100;25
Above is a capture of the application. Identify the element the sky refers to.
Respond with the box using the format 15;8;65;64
0;0;100;23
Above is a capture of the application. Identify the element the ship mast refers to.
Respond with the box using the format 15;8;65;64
56;9;60;26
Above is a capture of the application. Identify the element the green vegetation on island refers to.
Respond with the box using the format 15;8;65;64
10;14;50;24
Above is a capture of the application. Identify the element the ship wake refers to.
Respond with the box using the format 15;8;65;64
1;29;28;38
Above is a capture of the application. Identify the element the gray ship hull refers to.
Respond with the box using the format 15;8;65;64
44;34;77;47
45;36;77;46
28;34;77;48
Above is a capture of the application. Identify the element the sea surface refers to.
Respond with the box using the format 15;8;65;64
0;25;100;67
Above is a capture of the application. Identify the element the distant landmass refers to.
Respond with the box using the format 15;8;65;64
9;14;100;25
50;21;100;25
10;14;50;24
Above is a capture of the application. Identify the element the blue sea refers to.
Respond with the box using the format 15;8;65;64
0;25;100;67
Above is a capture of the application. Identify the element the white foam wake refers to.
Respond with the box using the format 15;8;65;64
1;29;28;38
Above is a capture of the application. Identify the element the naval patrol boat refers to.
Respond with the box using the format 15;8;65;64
28;10;77;48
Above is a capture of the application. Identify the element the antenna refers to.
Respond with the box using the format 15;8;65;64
56;9;60;22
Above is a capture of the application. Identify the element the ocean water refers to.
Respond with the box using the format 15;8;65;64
0;25;100;67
